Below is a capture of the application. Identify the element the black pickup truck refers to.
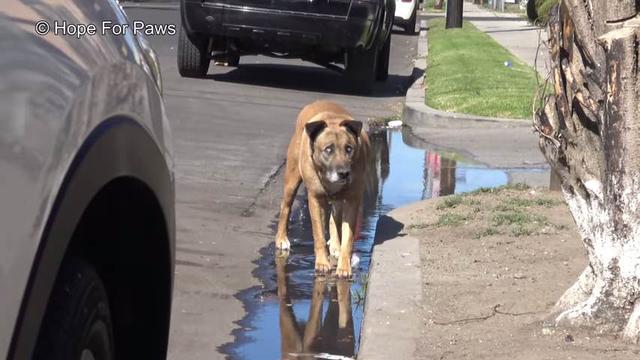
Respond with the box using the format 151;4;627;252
178;0;395;93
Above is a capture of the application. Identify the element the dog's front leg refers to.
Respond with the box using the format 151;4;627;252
336;280;353;329
328;201;343;259
276;253;303;354
302;277;327;350
336;196;361;278
275;161;302;251
308;194;331;273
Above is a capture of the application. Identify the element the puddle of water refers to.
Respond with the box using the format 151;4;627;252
223;127;548;360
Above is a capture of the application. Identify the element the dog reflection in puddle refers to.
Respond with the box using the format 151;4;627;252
276;254;355;359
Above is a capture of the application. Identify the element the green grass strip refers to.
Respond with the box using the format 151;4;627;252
425;18;538;119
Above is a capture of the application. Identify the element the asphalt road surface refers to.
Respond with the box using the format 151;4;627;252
124;5;418;359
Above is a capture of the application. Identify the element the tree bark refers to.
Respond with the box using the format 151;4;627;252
445;0;464;28
535;0;640;340
434;0;444;10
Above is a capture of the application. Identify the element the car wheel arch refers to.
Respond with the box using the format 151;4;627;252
9;117;175;360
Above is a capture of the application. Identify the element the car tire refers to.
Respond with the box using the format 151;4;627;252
177;25;210;78
226;54;240;67
34;258;114;360
345;46;378;95
404;7;417;35
376;33;391;81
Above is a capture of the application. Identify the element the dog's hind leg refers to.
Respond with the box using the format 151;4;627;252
328;202;343;259
275;160;301;250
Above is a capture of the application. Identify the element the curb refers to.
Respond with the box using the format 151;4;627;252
358;206;423;360
403;21;531;130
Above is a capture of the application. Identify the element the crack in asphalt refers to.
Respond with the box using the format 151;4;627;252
241;158;286;217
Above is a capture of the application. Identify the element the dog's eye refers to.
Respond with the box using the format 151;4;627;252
345;145;353;154
323;146;333;154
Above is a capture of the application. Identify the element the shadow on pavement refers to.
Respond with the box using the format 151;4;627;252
210;63;411;98
372;215;405;246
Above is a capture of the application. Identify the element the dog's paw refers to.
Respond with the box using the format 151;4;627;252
328;239;341;259
275;237;291;251
275;248;290;261
336;257;352;278
315;255;331;274
335;266;352;278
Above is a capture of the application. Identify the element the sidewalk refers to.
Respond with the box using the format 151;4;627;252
464;2;550;76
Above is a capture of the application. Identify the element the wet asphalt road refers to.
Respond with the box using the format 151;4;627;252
124;5;418;359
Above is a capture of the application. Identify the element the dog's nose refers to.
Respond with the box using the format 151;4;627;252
337;170;350;180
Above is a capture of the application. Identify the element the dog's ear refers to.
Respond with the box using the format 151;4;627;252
340;120;363;137
305;120;327;142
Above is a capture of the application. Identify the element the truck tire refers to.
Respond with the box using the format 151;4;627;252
346;46;378;94
177;25;210;78
404;7;417;35
34;258;114;360
376;33;391;81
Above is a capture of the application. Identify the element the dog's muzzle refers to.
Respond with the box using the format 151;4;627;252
327;170;351;184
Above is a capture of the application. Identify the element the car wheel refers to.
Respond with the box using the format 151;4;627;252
34;258;114;360
404;7;417;35
226;54;240;67
376;33;391;81
177;24;210;78
345;46;378;94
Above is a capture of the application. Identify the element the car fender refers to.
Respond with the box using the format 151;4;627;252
1;1;173;357
8;117;175;360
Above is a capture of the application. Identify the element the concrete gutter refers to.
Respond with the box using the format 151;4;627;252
358;205;424;360
402;20;530;129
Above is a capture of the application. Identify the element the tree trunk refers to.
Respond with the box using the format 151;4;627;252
534;0;640;340
434;0;444;9
445;0;464;28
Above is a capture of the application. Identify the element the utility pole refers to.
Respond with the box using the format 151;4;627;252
445;0;463;28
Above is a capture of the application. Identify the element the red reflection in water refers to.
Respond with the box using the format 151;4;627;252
424;151;457;199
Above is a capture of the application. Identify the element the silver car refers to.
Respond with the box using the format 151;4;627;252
0;1;174;359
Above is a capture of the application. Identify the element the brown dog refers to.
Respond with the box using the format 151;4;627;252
275;100;370;278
